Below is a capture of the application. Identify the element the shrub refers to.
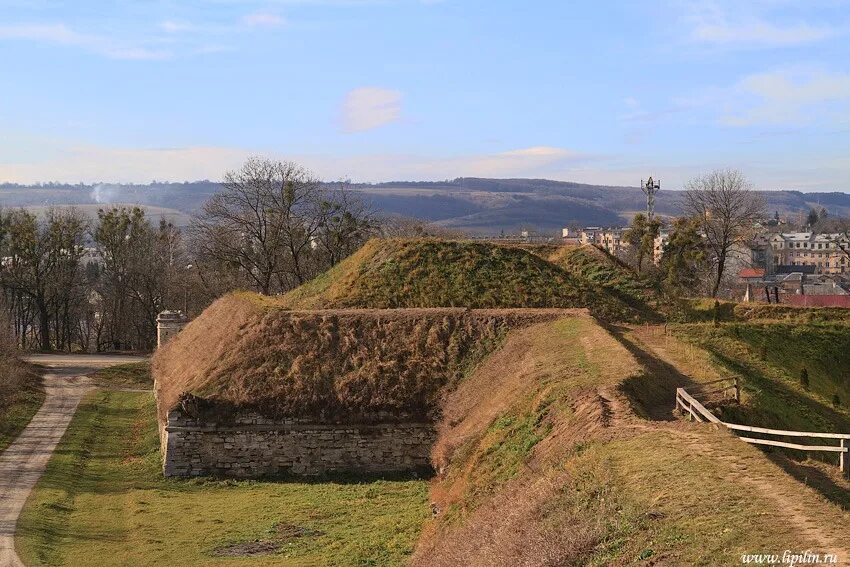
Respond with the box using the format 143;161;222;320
833;394;841;408
800;368;809;390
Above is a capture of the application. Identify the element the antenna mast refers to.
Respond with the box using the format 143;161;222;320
641;176;661;220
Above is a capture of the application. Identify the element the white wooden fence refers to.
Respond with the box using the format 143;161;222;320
675;385;850;474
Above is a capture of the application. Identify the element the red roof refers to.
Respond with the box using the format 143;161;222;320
739;268;766;279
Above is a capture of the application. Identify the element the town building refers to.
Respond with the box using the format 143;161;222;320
574;227;627;255
653;230;670;265
768;232;850;275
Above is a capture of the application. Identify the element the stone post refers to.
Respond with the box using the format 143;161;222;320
156;310;188;349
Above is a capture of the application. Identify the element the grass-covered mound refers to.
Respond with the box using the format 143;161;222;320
153;294;570;424
279;238;646;321
549;244;657;315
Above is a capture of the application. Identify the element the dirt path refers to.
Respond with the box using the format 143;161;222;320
0;355;146;567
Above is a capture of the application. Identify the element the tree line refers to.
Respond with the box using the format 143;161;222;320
0;158;380;352
619;168;767;298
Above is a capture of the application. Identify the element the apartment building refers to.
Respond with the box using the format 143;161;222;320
768;232;850;275
575;227;626;255
653;231;670;265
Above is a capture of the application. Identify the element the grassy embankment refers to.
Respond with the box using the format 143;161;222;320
86;360;152;388
16;388;430;566
0;353;43;453
413;316;850;565
20;315;850;566
674;320;850;446
19;239;850;565
278;238;651;322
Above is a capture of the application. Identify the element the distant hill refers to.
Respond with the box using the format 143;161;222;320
2;178;849;233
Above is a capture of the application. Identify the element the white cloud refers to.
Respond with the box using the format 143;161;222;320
692;20;835;47
722;68;850;126
241;12;286;27
0;140;586;184
685;2;837;48
340;87;402;133
0;22;170;60
0;144;252;184
159;20;194;33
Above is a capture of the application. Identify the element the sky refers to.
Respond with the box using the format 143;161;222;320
1;0;850;190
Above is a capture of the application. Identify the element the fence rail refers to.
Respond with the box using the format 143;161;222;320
674;385;849;474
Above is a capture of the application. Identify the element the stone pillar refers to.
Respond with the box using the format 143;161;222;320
156;310;188;349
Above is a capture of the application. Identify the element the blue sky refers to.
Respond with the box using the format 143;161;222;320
1;0;850;190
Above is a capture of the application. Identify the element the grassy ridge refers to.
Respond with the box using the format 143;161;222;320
16;389;430;566
279;238;648;321
415;317;849;565
153;305;563;423
549;245;659;320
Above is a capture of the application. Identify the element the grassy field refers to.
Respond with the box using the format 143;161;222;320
15;390;431;567
675;322;850;438
86;361;152;389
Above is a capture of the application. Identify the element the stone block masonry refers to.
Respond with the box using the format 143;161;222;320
163;407;435;477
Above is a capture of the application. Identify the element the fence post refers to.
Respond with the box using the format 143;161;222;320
734;377;741;404
842;439;846;475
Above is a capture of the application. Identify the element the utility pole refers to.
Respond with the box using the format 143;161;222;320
641;176;661;220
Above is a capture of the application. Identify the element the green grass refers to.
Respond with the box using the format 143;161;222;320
674;322;850;463
16;389;431;567
551;246;653;302
674;298;850;324
725;322;850;401
87;361;152;388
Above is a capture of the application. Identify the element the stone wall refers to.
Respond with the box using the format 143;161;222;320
162;406;435;478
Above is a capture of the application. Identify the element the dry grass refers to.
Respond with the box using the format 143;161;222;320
679;298;850;323
153;295;574;423
0;344;42;452
412;316;641;565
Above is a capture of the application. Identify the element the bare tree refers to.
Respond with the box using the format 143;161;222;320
0;208;88;351
94;207;182;350
684;169;766;297
311;184;378;267
191;157;375;295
